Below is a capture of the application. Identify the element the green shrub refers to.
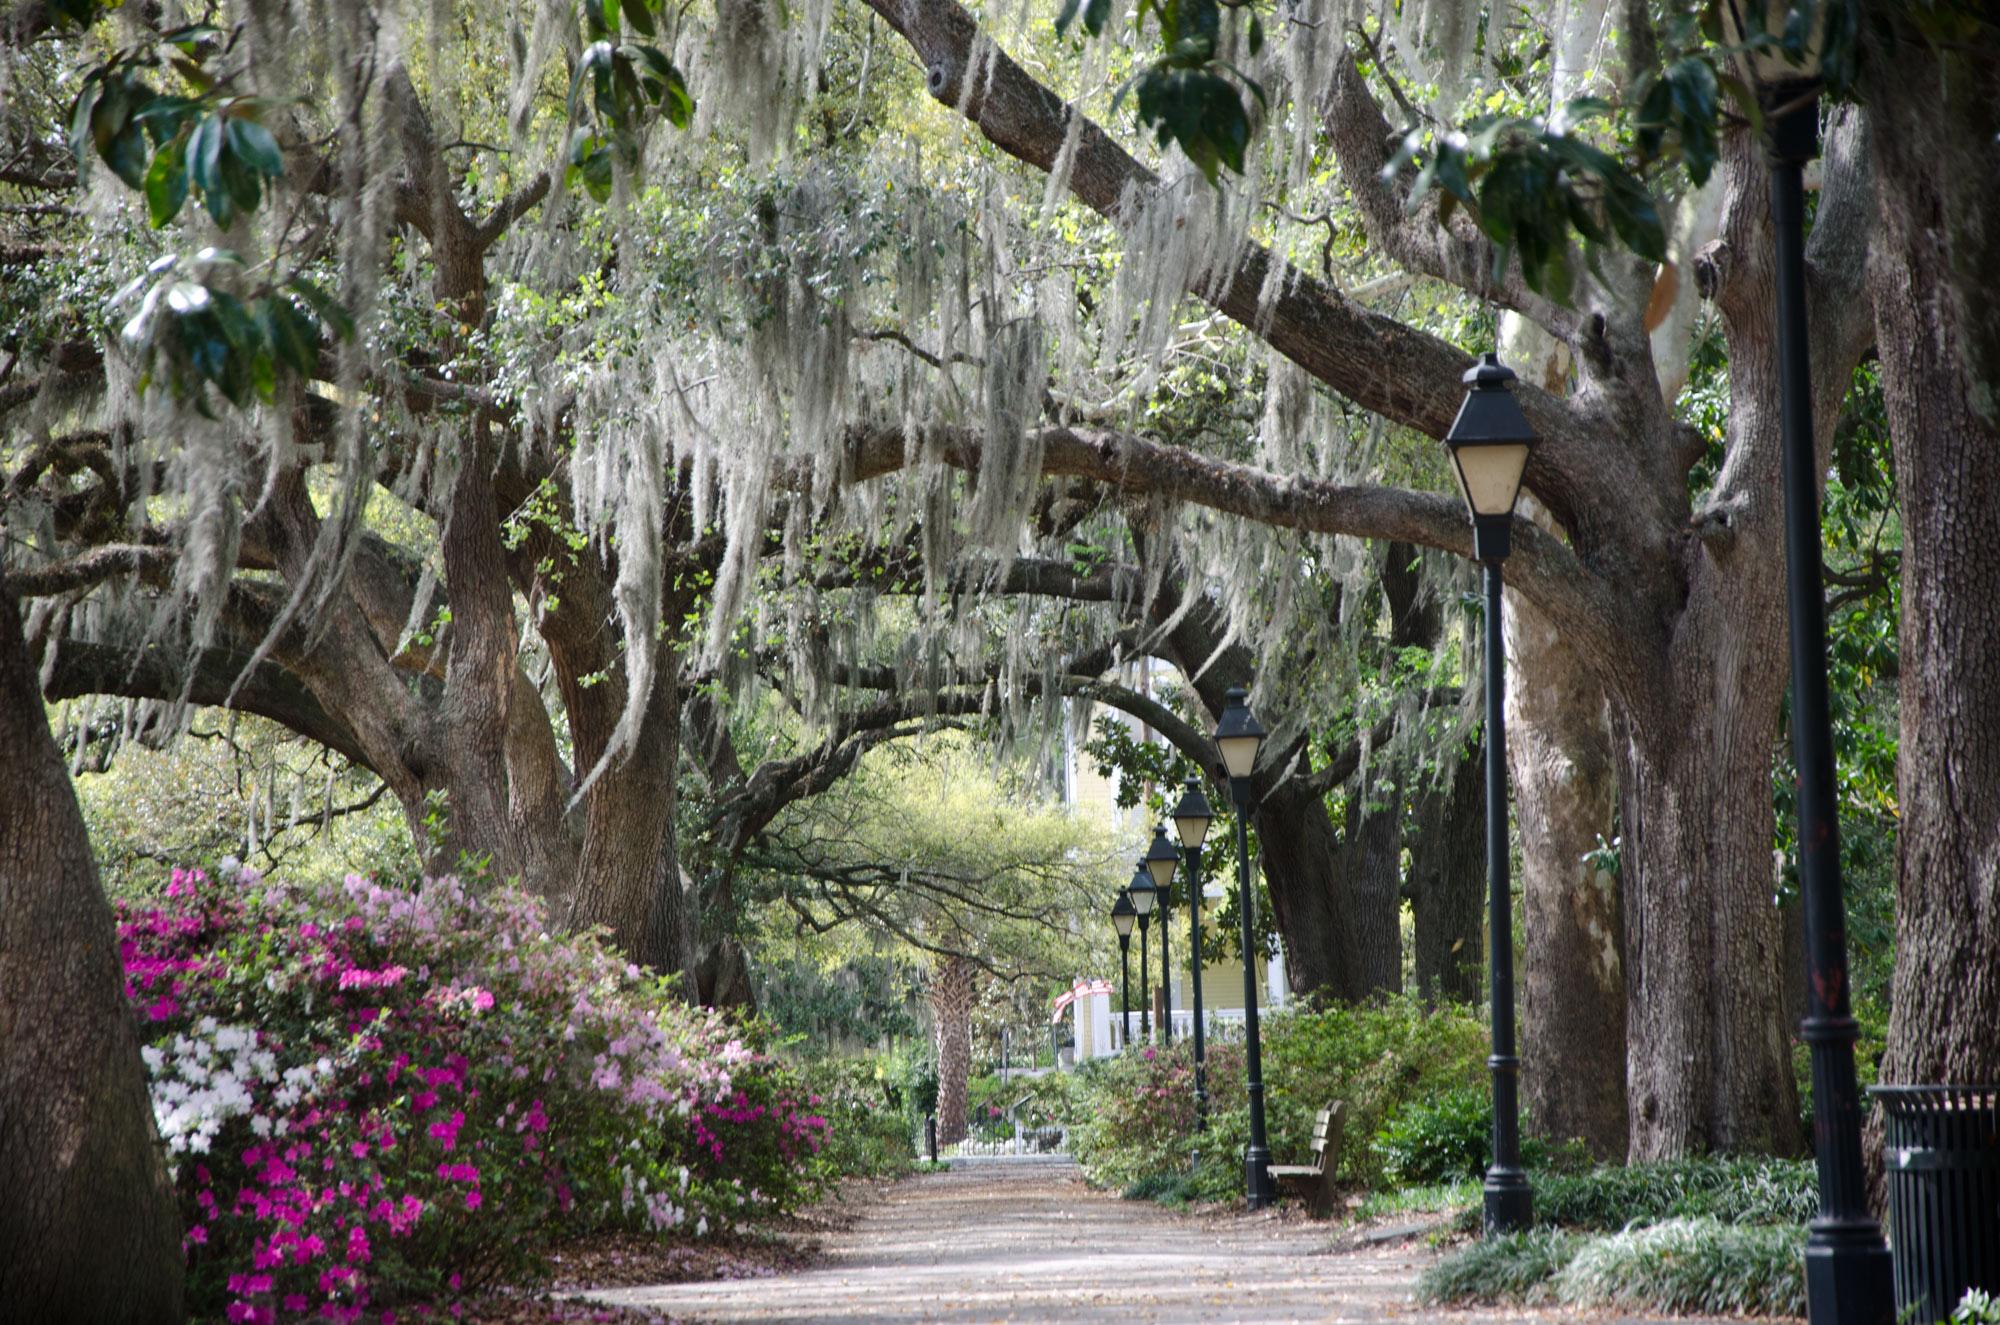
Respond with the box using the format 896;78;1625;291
1061;996;1489;1201
1374;1086;1492;1185
1552;1218;1804;1317
1530;1156;1817;1230
1259;996;1490;1188
1417;1231;1577;1305
1122;1171;1198;1205
802;1056;917;1179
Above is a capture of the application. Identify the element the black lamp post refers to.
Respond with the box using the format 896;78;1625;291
1214;686;1274;1209
1444;351;1535;1235
1129;866;1157;1043
1173;779;1215;1130
1111;891;1137;1050
1145;827;1181;1044
1717;5;1893;1318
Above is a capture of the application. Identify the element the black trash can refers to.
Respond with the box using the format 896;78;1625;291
1870;1085;2000;1322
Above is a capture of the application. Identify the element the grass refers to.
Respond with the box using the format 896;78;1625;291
1351;1179;1479;1221
1416;1231;1577;1305
1420;1218;1805;1317
1418;1159;1817;1319
1530;1156;1817;1229
1554;1218;1805;1316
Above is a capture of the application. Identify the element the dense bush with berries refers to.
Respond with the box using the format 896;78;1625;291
120;866;830;1323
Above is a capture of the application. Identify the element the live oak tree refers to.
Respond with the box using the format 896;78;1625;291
843;0;1884;1159
0;579;185;1320
1853;7;2000;1101
9;3;1995;1245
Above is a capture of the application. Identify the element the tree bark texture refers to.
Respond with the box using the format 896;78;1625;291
930;955;974;1145
0;584;184;1322
1495;303;1631;1160
1865;35;2000;1093
1338;766;1405;998
1506;536;1628;1158
1409;740;1484;1007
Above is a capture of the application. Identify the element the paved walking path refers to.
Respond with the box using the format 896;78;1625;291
584;1161;1776;1325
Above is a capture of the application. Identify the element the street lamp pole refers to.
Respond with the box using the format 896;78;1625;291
1709;4;1894;1313
1172;781;1216;1131
1146;827;1183;1046
1215;688;1274;1209
1137;907;1151;1044
1158;874;1174;1045
1443;352;1536;1235
1112;892;1136;1050
1128;866;1159;1045
1766;82;1896;1325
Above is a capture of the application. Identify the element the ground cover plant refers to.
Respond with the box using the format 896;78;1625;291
1418;1220;1806;1317
121;865;834;1322
1421;1158;1820;1317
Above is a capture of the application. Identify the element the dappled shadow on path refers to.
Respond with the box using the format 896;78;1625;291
581;1162;1778;1325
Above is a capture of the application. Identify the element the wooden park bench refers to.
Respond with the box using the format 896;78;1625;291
1267;1102;1346;1216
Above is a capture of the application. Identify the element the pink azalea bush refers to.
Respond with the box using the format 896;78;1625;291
120;866;829;1323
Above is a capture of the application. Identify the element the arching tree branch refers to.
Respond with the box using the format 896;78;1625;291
858;0;1598;527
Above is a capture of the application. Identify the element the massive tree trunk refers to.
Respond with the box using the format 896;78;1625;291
1865;35;2000;1093
1507;565;1627;1157
0;584;184;1321
1409;740;1484;1007
1254;778;1367;998
930;954;975;1144
567;644;696;983
1617;667;1798;1157
1615;147;1798;1161
1339;767;1406;997
1496;297;1630;1159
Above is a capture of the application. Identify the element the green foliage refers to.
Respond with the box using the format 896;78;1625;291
1392;96;1667;303
739;735;1119;988
1423;1219;1806;1317
757;955;922;1052
1260;998;1490;1188
69;710;416;898
1056;0;1264;184
54;23;354;408
1351;1179;1478;1221
1122;1171;1199;1205
114;255;352;411
565;0;694;199
1526;1156;1818;1231
1554;1219;1805;1317
1061;998;1489;1202
1417;1230;1579;1306
1373;1085;1493;1186
800;1056;917;1180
